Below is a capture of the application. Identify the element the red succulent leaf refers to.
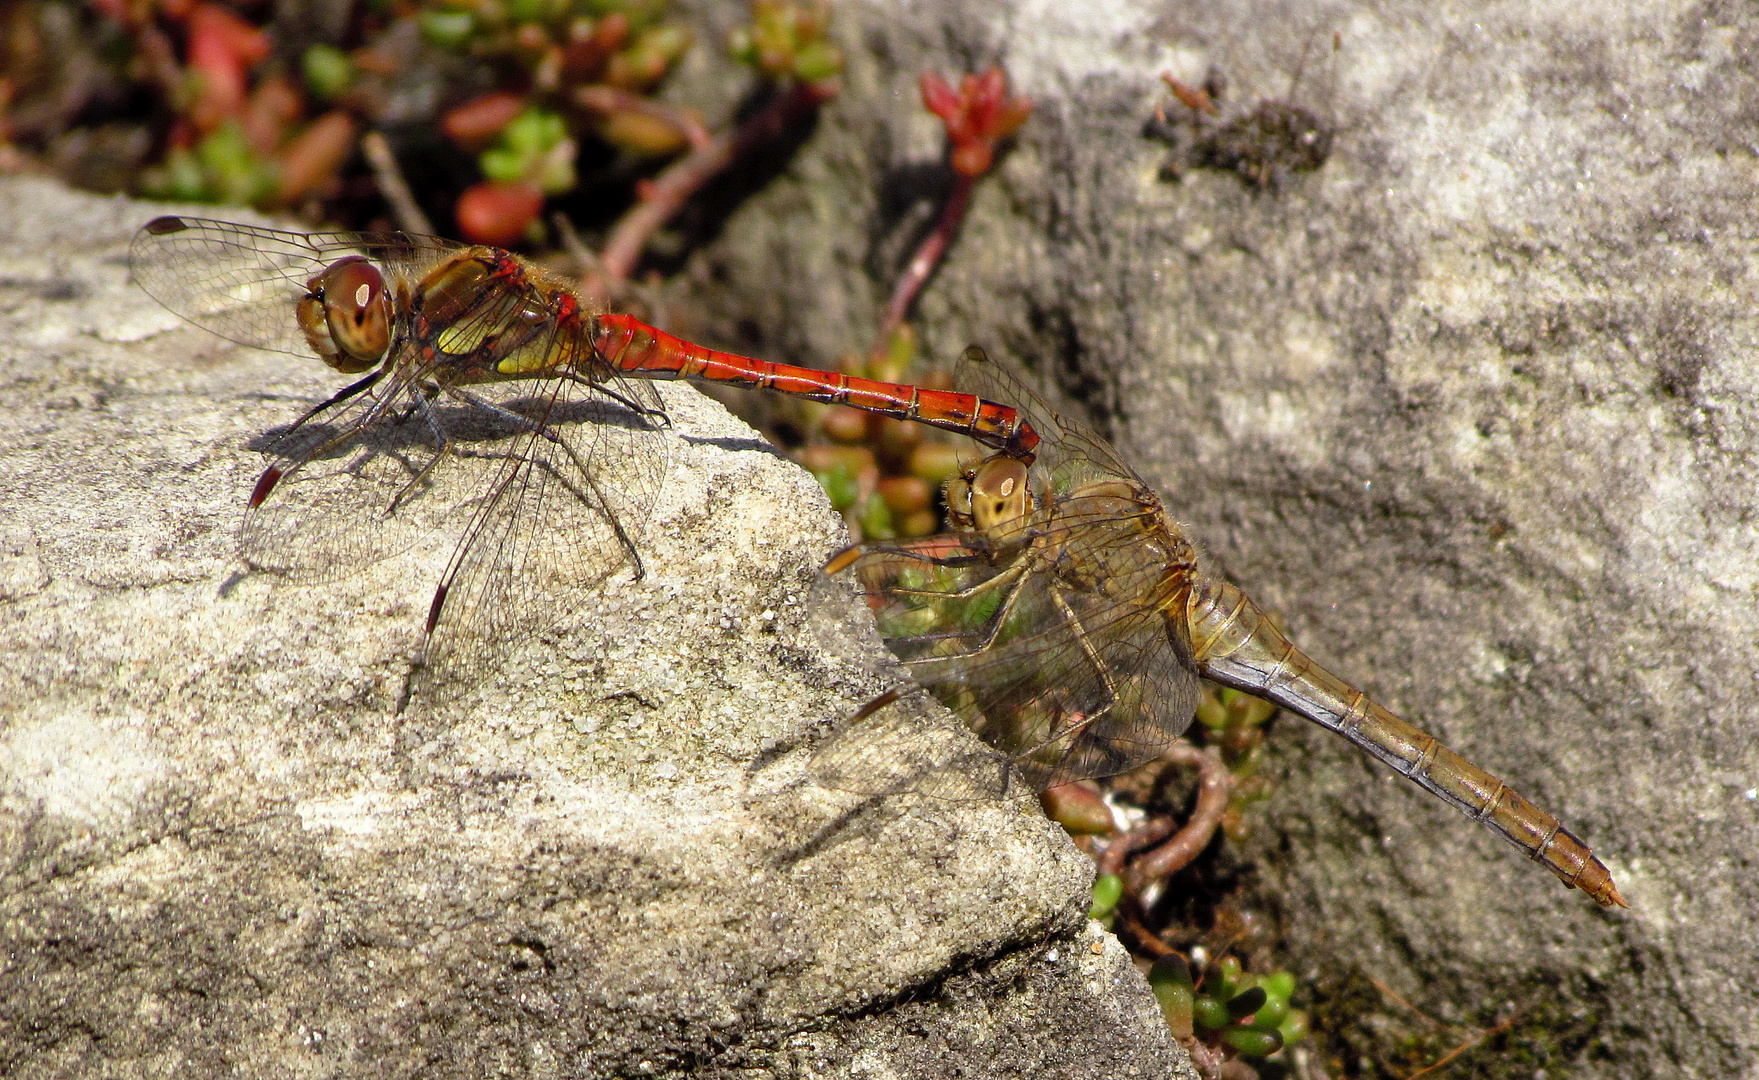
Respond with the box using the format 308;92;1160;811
918;66;1032;178
919;72;960;121
443;91;528;149
188;3;269;65
240;74;303;155
277;111;357;205
185;2;271;131
456;180;544;246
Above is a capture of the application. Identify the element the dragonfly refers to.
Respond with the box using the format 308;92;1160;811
814;346;1624;908
129;216;1039;695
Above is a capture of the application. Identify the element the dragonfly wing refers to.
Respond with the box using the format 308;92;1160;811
239;373;471;581
908;557;1197;793
415;369;669;699
948;345;1143;486
809;684;1030;802
810;537;1026;800
129;216;457;357
818;532;1200;797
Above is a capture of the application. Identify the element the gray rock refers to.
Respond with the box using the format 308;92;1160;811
0;177;1194;1079
667;0;1759;1075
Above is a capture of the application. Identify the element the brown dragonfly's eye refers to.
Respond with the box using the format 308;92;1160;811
968;456;1030;530
298;256;389;372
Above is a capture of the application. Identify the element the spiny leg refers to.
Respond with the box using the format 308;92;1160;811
277;369;386;439
562;370;670;428
894;563;1032;661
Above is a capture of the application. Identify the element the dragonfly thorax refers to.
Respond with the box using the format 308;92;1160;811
297;255;392;373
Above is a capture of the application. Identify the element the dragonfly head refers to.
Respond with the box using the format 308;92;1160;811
962;455;1032;532
297;256;392;373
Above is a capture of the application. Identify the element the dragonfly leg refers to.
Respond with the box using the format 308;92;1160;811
275;370;386;441
893;561;1032;662
1051;584;1121;708
444;385;563;444
381;389;455;516
250;384;404;508
561;370;671;428
1001;583;1122;764
824;533;1018;576
831;540;1018;604
526;426;648;580
886;566;1019;604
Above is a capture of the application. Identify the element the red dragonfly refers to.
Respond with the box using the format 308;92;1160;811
130;216;1038;695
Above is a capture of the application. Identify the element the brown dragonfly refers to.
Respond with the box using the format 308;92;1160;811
815;347;1624;908
130;216;1037;695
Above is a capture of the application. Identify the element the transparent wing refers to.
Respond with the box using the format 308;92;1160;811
814;515;1200;799
238;372;474;581
128;216;459;358
808;684;1030;801
415;361;669;700
947;344;1145;488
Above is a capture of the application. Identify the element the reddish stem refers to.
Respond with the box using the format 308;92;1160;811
1115;905;1177;958
1092;742;1234;960
878;172;972;344
588;80;836;298
1124;743;1232;894
1097;795;1179;880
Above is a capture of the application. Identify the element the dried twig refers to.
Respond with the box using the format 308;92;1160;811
1370;975;1520;1080
1404;1015;1518;1080
550;211;597;275
1368;976;1446;1030
361;131;435;235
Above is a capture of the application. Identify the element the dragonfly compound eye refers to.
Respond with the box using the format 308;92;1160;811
298;256;390;372
968;456;1030;530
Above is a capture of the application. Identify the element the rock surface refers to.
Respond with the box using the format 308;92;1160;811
0;177;1195;1079
666;0;1759;1075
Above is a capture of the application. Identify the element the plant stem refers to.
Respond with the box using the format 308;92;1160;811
1122;743;1233;895
878;172;972;345
361;131;435;235
588;80;835;298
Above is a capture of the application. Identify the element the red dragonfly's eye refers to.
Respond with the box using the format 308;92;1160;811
298;256;390;372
